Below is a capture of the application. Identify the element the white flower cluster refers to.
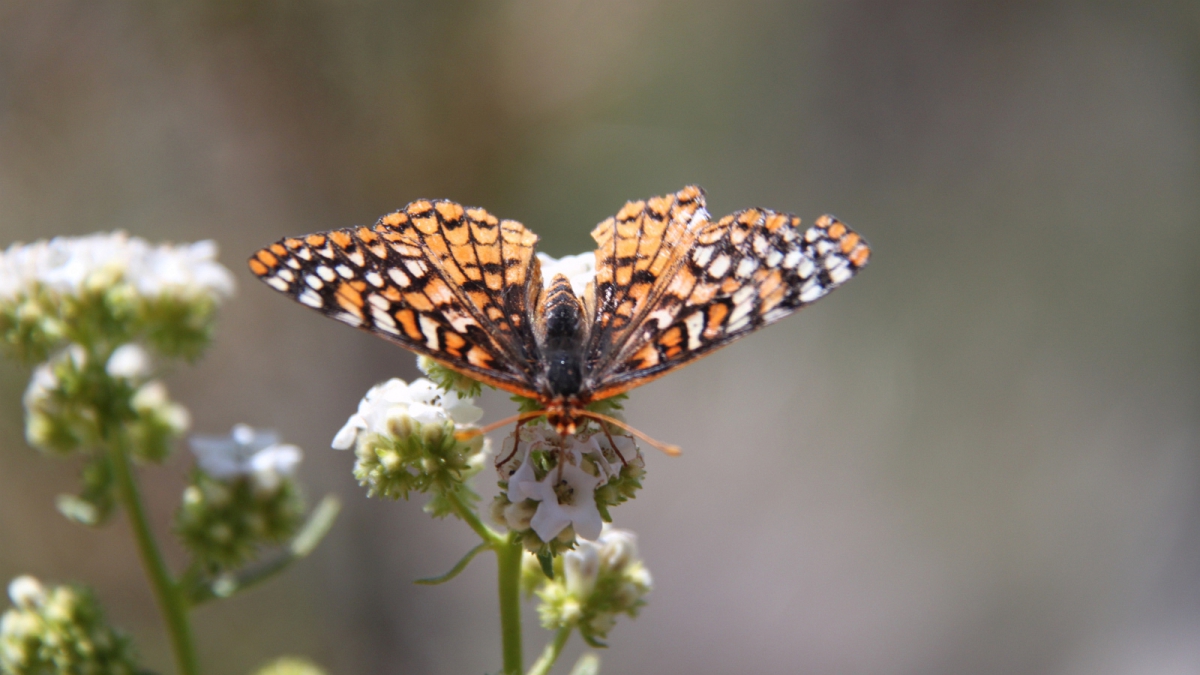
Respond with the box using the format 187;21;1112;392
536;252;595;297
0;232;235;302
331;377;483;450
532;526;653;642
498;425;640;543
189;424;302;492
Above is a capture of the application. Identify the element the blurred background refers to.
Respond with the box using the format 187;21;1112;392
1;1;1198;673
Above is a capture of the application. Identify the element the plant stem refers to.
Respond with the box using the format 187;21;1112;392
527;626;572;675
108;431;199;675
496;532;524;675
447;489;504;545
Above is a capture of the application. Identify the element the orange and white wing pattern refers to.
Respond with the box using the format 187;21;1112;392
585;205;870;399
583;186;708;370
248;199;545;397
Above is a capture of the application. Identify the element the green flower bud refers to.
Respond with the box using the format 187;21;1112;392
175;463;305;573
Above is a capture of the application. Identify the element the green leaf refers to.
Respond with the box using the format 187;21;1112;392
537;551;555;580
415;542;490;585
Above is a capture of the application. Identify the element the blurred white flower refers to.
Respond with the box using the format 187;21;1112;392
6;576;45;610
105;344;152;381
190;424;301;491
563;542;600;600
536;252;595;297
131;381;191;434
331;377;482;450
0;232;234;303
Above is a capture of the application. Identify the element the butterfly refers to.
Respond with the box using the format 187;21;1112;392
248;186;869;452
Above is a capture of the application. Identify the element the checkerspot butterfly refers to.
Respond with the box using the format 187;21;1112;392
249;186;869;450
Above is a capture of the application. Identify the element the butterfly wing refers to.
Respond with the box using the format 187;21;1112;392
248;199;545;397
582;186;709;372
584;203;870;400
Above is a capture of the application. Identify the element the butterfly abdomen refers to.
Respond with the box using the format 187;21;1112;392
538;274;587;397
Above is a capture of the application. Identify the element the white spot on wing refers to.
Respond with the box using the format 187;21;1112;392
347;250;365;266
305;274;323;289
317;266;337;282
443;309;478;333
647;308;675;328
299;289;323;308
829;264;853;284
691;246;714;268
708;254;731;278
799;278;826;303
371;307;399;334
766;249;783;267
335;264;355;278
735;257;758;278
365;271;384;287
367;294;390;311
388;268;411;287
797;257;815;279
418;314;440;349
278;269;295;282
266;276;290;291
684;311;705;350
405;259;428;278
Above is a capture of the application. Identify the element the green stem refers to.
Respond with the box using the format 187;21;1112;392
108;431;199;675
496;532;524;675
446;488;504;545
527;626;572;675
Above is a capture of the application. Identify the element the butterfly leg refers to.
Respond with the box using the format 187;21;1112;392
599;422;628;468
495;418;527;476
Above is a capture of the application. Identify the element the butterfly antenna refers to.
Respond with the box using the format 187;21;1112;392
454;409;547;441
576;410;682;456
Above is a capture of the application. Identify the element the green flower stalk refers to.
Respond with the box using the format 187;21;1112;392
0;576;142;675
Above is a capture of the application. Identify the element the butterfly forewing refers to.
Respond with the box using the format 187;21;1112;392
248;199;545;398
585;208;870;399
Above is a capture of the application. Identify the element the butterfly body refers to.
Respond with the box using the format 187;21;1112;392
249;186;870;439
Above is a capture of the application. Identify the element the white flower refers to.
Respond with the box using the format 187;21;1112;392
23;361;60;411
331;377;482;450
6;576;45;610
0;232;234;303
536;252;595;297
189;424;301;490
507;446;604;542
105;344;152;380
131;381;191;433
563;542;600;600
596;525;640;572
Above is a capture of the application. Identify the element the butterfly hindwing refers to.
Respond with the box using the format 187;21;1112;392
586;208;870;399
248;199;545;397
